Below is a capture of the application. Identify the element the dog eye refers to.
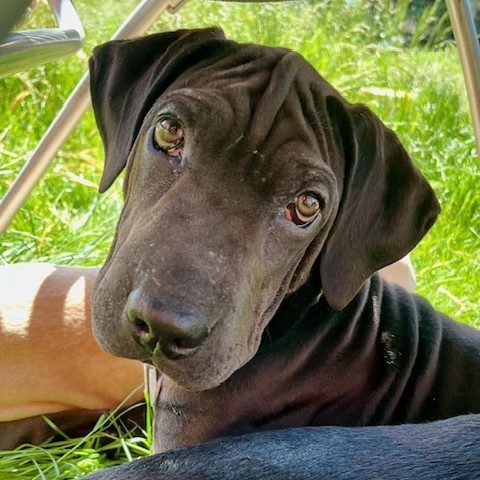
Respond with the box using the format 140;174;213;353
153;115;184;156
285;193;322;227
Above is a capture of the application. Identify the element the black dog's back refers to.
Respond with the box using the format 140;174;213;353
85;414;480;480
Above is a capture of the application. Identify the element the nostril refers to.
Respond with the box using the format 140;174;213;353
132;318;150;336
128;315;159;354
161;336;201;360
161;322;209;359
173;335;201;350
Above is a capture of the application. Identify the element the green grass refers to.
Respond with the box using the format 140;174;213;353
0;394;152;480
0;0;479;477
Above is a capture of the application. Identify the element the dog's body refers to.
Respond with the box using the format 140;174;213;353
151;274;480;452
88;414;480;480
84;28;480;477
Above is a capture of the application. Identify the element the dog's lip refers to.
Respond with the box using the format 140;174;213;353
249;251;304;346
154;340;202;360
147;324;216;368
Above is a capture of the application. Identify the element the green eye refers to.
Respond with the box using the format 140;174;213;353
153;115;184;156
285;193;322;227
295;193;320;221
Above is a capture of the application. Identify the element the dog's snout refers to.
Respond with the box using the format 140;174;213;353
126;290;208;360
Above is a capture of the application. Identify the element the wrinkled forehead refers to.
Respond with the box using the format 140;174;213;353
146;46;339;160
138;55;342;203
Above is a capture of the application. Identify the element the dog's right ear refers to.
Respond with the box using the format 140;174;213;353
89;28;227;193
319;96;440;310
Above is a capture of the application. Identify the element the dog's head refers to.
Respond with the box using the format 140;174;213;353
90;28;439;391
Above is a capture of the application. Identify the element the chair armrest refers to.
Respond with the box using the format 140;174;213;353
0;28;83;78
0;0;84;78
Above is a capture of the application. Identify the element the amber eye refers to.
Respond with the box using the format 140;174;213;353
285;193;322;227
153;115;184;156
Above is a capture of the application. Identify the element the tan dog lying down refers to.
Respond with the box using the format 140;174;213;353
0;263;144;449
0;260;413;449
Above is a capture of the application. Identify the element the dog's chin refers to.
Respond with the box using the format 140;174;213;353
151;348;253;392
94;336;235;391
93;315;260;391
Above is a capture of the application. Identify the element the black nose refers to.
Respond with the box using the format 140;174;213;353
126;290;208;360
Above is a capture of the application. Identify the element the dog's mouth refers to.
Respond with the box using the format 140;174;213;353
246;254;303;351
155;339;202;361
143;257;306;391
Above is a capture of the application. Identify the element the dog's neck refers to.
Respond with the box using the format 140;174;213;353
261;271;324;342
152;275;381;452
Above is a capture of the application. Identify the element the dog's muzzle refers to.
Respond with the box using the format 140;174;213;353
125;289;209;361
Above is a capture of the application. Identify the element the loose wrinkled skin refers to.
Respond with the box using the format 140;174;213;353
89;28;480;468
90;28;438;392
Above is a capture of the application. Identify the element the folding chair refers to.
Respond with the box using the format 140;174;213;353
0;0;479;233
0;0;84;79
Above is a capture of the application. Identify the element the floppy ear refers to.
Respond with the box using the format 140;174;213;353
320;96;440;310
89;28;227;193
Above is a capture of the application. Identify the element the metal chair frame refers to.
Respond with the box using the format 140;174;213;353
0;0;479;233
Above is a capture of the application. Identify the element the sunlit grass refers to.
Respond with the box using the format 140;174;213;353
0;394;152;480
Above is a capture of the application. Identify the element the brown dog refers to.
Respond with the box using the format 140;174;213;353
0;263;144;449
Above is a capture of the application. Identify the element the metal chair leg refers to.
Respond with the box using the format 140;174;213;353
445;0;480;162
0;0;188;234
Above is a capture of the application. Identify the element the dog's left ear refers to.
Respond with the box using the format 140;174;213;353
89;28;227;193
320;96;440;310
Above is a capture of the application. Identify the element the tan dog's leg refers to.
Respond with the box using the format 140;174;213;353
0;263;144;448
378;255;416;292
